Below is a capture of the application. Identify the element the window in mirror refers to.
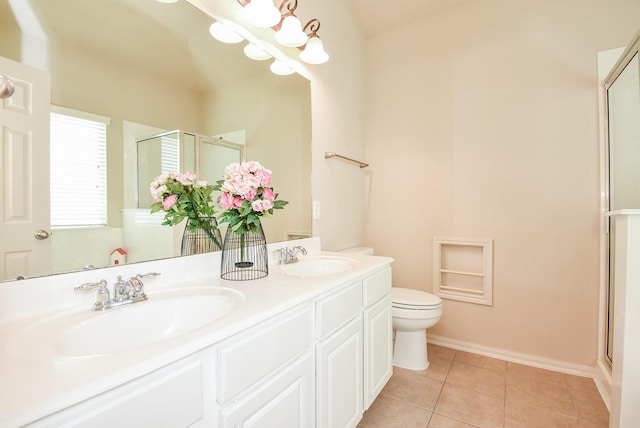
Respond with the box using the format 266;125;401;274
50;107;110;228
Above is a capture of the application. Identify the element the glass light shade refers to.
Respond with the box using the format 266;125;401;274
300;36;329;64
209;22;244;44
243;0;281;28
274;16;308;47
243;43;272;61
270;59;295;76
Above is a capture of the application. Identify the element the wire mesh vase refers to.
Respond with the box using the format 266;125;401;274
220;221;268;281
181;217;223;256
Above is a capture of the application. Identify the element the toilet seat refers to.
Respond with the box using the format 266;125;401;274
391;287;441;309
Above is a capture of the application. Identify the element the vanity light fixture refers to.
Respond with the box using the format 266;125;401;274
209;21;244;44
299;19;328;64
237;0;329;63
241;0;281;28
269;59;295;75
274;0;307;47
155;0;179;3
243;42;272;61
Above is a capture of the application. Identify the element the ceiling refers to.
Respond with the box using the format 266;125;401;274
1;0;267;92
351;0;477;37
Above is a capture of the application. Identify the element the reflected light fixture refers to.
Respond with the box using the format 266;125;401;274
241;0;281;28
209;21;244;44
299;19;328;64
244;42;272;61
270;59;295;75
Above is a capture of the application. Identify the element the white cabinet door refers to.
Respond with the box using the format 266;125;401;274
316;315;363;428
220;353;314;428
364;294;393;409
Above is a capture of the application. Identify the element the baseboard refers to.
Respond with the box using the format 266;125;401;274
594;358;612;411
428;334;597;378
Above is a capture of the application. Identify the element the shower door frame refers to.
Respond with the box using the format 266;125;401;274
600;30;640;371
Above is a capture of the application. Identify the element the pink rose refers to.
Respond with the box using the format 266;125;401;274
255;168;272;186
251;200;264;212
262;199;273;211
244;188;257;201
233;196;244;208
219;192;234;210
176;172;196;186
163;194;178;210
262;188;275;201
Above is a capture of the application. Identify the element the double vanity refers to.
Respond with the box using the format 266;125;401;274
0;238;393;427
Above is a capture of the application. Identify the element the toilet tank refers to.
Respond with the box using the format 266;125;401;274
340;247;374;256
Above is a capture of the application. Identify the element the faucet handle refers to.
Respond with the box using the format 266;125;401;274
128;272;160;298
292;246;307;256
136;272;161;279
75;279;108;292
74;279;111;311
272;248;287;264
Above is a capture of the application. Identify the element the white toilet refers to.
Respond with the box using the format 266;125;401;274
391;287;442;370
340;247;443;371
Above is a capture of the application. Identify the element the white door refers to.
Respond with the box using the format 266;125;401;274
0;56;51;280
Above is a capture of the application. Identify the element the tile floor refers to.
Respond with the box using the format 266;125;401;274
359;344;609;428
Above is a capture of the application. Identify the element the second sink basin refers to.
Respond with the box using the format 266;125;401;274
281;256;357;277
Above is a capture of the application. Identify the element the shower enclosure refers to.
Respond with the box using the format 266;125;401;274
603;32;640;365
136;130;244;209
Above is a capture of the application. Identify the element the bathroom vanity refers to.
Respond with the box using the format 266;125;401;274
0;238;393;427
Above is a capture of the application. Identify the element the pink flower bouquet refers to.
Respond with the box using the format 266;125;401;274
149;172;221;247
215;161;288;234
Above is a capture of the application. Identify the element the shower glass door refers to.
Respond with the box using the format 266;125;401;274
604;34;640;364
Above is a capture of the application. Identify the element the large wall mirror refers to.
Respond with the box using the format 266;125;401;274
0;0;312;282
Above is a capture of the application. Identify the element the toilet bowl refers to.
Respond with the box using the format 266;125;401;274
391;287;442;370
339;247;443;370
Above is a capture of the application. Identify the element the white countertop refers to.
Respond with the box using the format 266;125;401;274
0;241;392;427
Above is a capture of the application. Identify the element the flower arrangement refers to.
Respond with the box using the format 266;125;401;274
149;171;221;248
215;161;288;234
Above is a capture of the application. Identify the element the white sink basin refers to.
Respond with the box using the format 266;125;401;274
10;287;244;358
281;256;357;277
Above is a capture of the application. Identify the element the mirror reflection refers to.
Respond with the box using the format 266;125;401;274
0;0;312;282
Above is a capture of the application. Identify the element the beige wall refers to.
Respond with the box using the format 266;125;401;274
202;72;312;243
364;0;640;365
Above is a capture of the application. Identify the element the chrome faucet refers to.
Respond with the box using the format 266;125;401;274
273;246;307;265
75;272;160;311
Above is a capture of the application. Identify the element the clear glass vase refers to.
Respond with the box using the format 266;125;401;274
220;221;268;281
181;217;223;256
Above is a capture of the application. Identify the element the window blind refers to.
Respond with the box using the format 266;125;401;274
50;108;109;228
160;134;180;174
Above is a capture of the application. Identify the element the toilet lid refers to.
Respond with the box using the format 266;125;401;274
391;287;442;308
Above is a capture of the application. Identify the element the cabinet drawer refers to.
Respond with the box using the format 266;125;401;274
363;267;392;306
217;304;312;404
316;280;362;339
